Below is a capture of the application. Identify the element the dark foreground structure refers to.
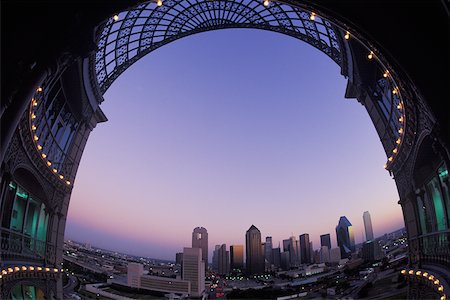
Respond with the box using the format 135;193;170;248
1;0;449;298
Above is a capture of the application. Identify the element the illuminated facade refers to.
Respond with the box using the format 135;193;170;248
1;0;449;298
230;245;244;271
245;225;264;274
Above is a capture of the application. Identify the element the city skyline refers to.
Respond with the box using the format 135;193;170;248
64;29;404;261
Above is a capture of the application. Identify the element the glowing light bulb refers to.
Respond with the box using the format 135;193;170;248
42;153;47;159
37;87;43;92
263;0;269;7
22;266;27;271
401;270;406;275
32;125;37;131
396;138;401;144
47;161;52;166
368;51;374;60
393;88;398;94
423;272;429;277
388;156;393;162
45;267;50;272
37;144;42;150
393;148;398;154
34;135;39;141
8;268;13;273
33;100;38;107
52;168;58;173
398;128;404;134
59;174;64;179
37;267;43;271
438;286;444;292
54;268;59;272
344;31;350;40
383;70;389;78
66;180;71;185
434;280;440;285
157;0;163;6
408;270;414;275
14;267;20;272
310;12;316;20
29;266;35;271
113;15;119;21
399;116;404;123
31;113;36;119
397;103;402;109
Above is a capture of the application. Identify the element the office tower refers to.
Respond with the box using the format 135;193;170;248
176;252;183;265
282;239;291;253
245;225;264;274
362;240;378;261
217;244;230;275
320;246;330;263
320;233;332;249
289;236;300;266
330;247;341;263
212;245;220;271
182;247;205;297
128;262;144;288
272;247;281;269
280;251;290;270
264;236;273;269
335;216;355;258
192;227;208;272
310;241;314;263
299;234;311;264
230;245;244;271
363;211;374;241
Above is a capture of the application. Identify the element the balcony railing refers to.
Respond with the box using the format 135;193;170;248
0;228;50;263
409;229;450;268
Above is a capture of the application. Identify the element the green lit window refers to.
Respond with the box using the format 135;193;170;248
11;284;44;300
426;176;447;231
438;165;450;223
417;196;428;234
10;187;27;232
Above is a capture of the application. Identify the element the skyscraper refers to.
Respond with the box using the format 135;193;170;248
212;245;221;271
217;244;230;275
245;225;264;274
230;245;244;271
264;236;273;270
320;233;332;249
192;227;208;272
363;211;374;241
182;247;205;297
272;247;281;269
299;234;311;264
336;216;355;258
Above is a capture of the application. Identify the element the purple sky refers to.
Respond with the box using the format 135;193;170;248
65;29;404;261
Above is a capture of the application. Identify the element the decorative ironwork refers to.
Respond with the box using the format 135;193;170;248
92;0;343;93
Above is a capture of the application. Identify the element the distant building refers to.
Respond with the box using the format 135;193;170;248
212;245;220;271
176;252;183;265
264;236;273;270
362;240;382;261
363;211;374;241
289;236;300;266
192;227;208;272
330;247;341;263
272;247;281;269
217;244;230;275
182;247;205;297
320;234;332;249
280;251;290;270
127;262;191;295
320;246;330;263
336;216;355;258
127;262;144;288
299;234;311;264
245;225;264;274
230;245;244;271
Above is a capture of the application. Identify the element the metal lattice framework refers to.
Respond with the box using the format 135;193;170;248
93;0;344;93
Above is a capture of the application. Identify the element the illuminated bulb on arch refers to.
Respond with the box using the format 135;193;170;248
31;113;36;119
383;70;389;78
52;168;58;173
59;174;64;179
37;144;42;150
388;156;393;162
367;51;374;60
408;269;414;275
37;87;43;92
32;100;38;107
393;88;398;94
41;153;47;159
45;267;50;272
396;138;401;144
441;296;446;300
438;286;444;292
393;148;398;154
29;266;35;271
398;128;404;134
37;267;43;271
21;266;27;271
401;270;406;275
66;180;71;185
397;103;403;110
423;272;429;277
434;279;440;285
157;0;163;6
384;164;388;169
46;161;52;166
14;267;20;272
263;0;269;7
32;125;37;131
34;135;39;141
8;268;13;273
344;31;350;40
310;12;316;20
54;268;59;272
113;15;119;21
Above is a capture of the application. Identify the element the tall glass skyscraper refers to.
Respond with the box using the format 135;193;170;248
335;216;355;258
363;211;374;241
299;234;311;264
245;225;264;274
230;245;244;271
192;227;208;272
320;233;332;249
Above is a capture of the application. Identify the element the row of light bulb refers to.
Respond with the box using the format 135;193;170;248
401;269;446;300
30;88;71;186
110;0;405;170
0;265;64;280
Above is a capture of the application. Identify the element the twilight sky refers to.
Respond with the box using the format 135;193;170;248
65;29;404;261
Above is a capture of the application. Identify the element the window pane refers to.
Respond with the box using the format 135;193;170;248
427;176;447;231
10;187;28;232
438;165;450;222
1;181;17;228
24;199;39;237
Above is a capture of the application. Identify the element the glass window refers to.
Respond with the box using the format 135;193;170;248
10;187;28;232
416;195;428;234
426;176;447;231
1;181;17;228
438;165;450;223
24;198;39;237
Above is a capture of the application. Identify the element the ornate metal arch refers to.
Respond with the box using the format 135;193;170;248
92;0;344;93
